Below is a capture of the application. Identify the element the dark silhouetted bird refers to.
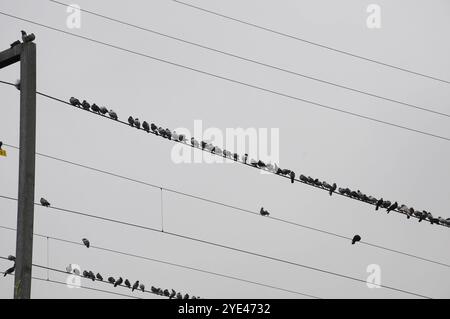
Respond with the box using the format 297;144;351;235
139;284;145;292
91;103;100;113
329;183;337;196
3;265;15;277
375;198;383;211
128;116;134;127
382;200;391;209
7;255;15;261
82;270;89;278
99;106;108;115
96;273;103;281
191;137;199;148
124;279;131;288
178;134;186;142
169;289;176;299
250;159;258;167
82;238;90;248
132;281;139;292
88;271;95;281
290;171;295;184
108;277;115;284
163;289;170;297
260;207;270;216
352;235;361;245
176;292;183;299
10;40;21;48
40;198;50;207
243;154;248;164
82;100;90;110
184;294;189;299
134;118;141;129
151;123;158;133
233;153;239;161
108;109;118;120
69;97;81;107
142;121;150;133
21;30;35;43
151;286;158;293
257;160;266;168
387;202;398;214
114;277;123;287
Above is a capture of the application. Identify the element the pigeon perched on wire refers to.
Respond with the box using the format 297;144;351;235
114;277;123;287
375;198;383;211
191;137;199;148
99;106;108;115
351;235;361;245
329;183;337;196
82;238;90;248
163;289;170;297
139;283;145;292
233;153;239;161
387;202;398;214
150;123;158;133
124;279;131;288
134;118;141;129
82;270;89;278
243;154;248;164
91;103;100;113
176;292;183;299
128;116;134;127
88;271;95;281
82;100;91;110
142;121;150;133
108;109;118;120
108;277;115;284
289;171;295;184
69;97;81;107
3;265;15;277
21;30;35;43
96;273;103;281
7;255;15;261
169;289;176;299
184;294;190;299
260;207;270;216
40;198;50;207
132;280;139;292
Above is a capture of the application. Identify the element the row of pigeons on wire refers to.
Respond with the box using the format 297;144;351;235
68;97;450;227
65;264;200;299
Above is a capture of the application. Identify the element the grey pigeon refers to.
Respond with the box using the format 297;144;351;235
260;207;270;217
375;198;383;211
387;202;398;214
139;283;145;292
7;255;15;261
142;121;150;133
163;289;170;297
124;279;131;288
82;238;90;248
88;271;95;281
82;270;89;278
351;235;361;245
184;294;189;299
114;277;123;287
82;100;90;110
169;289;176;299
128;116;134;127
176;292;183;299
3;265;15;277
329;183;337;196
108;277;115;284
21;30;35;43
290;171;295;184
233;153;239;161
134;118;141;129
96;273;103;281
99;106;108;115
150;123;158;133
40;198;50;207
108;109;118;120
191;137;199;148
243;154;248;164
91;103;100;113
69;97;81;107
132;281;139;292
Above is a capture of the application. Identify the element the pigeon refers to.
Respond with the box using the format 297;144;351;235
382;200;391;209
289;171;295;184
260;207;270;216
418;210;427;222
124;279;131;288
243;154;248;164
3;265;15;277
300;175;308;182
172;131;179;141
7;255;15;262
91;103;100;113
139;284;145;292
329;183;337;196
134;118;141;129
108;277;115;284
128;116;134;127
99;106;108;115
163;289;170;297
178;134;186;142
158;127;166;137
82;238;90;248
132;281;139;292
257;160;266;168
250;159;258;167
176;292;183;299
10;40;21;48
114;277;123;287
375;198;383;211
165;129;172;139
387;202;398;214
40;198;50;207
150;123;158;133
191;137;199;148
96;273;103;281
351;235;361;245
142;121;150;133
82;270;89;278
88;271;95;281
69;97;81;107
183;294;190;299
82;100;91;110
21;30;35;43
233;153;239;161
169;289;176;299
108;109;118;120
407;207;415;219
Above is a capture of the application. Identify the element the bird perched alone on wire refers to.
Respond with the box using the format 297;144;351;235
114;277;123;287
260;207;270;216
69;97;81;107
387;202;398;214
128;116;134;127
82;238;90;248
351;235;361;245
124;279;131;288
40;198;50;207
91;103;100;113
7;255;15;261
132;281;139;292
21;30;35;43
139;283;145;292
81;100;90;110
134;118;141;129
108;109;118;120
142;121;150;133
108;277;115;284
96;273;103;281
3;265;15;277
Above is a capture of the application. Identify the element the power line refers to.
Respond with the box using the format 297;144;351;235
0;225;320;298
0;14;449;142
2;142;449;267
47;0;450;119
171;0;450;85
0;270;141;299
0;196;433;298
1;83;448;228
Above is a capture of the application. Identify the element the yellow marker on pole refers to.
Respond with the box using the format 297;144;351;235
0;149;6;157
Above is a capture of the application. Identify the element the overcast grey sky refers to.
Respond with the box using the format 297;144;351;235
1;0;450;299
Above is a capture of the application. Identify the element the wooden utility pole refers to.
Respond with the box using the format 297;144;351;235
0;39;36;299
